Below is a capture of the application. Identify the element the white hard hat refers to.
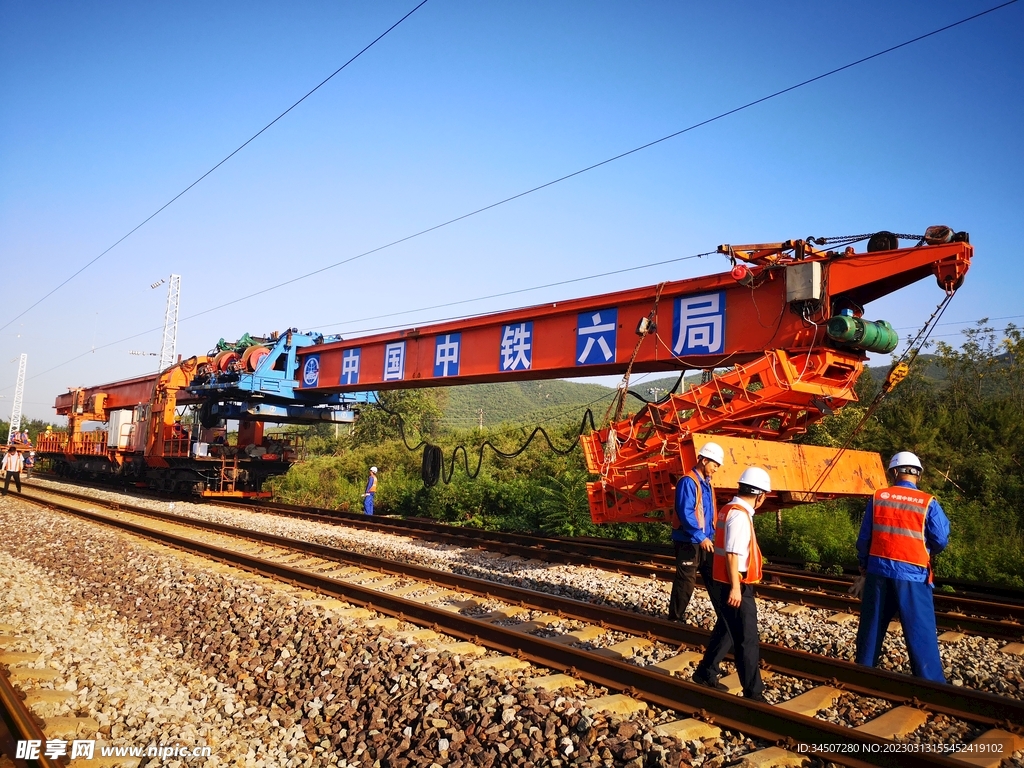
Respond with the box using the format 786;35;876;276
370;466;377;473
888;452;923;472
737;466;771;494
697;441;725;465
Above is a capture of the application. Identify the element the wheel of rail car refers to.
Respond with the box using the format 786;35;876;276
241;346;270;371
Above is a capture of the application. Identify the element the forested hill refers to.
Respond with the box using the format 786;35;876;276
440;358;949;430
442;373;698;430
866;354;942;382
442;380;619;430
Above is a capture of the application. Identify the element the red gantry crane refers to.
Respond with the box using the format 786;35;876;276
295;228;972;523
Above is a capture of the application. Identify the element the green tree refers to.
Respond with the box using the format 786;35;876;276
538;469;596;537
352;389;448;447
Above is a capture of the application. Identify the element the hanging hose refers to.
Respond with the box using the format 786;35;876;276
422;444;443;487
374;398;599;487
624;369;687;406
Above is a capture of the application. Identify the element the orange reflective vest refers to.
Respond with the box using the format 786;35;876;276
670;469;711;531
868;486;933;568
712;502;763;584
366;474;377;494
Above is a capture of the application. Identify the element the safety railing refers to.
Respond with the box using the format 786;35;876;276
36;433;68;452
164;433;192;458
36;432;109;455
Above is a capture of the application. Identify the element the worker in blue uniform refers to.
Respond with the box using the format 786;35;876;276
363;466;377;515
853;451;950;682
668;442;725;622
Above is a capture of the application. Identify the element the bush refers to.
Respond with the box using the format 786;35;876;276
933;498;1024;587
755;501;860;570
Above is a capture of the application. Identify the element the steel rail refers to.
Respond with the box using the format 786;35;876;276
236;498;1024;620
185;496;1024;636
21;488;1024;729
35;477;1024;607
0;665;62;768
20;492;983;768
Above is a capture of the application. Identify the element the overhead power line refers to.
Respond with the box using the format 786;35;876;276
306;251;718;335
18;249;718;386
140;0;1021;324
0;0;432;334
891;313;1023;331
11;1;1018;387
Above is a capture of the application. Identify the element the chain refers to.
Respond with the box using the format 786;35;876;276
893;290;956;367
806;289;957;494
807;233;925;247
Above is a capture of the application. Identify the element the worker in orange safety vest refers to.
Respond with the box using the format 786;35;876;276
853;451;949;682
668;441;725;622
691;466;770;702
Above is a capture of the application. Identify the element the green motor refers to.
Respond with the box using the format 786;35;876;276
825;315;899;354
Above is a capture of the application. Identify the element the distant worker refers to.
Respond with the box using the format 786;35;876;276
24;452;34;478
363;466;378;516
853;451;949;683
12;428;30;446
172;417;185;438
668;441;725;623
692;466;771;703
2;445;24;495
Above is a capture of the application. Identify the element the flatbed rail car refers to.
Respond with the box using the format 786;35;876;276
37;330;365;497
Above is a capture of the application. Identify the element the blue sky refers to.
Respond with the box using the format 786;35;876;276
1;1;1021;420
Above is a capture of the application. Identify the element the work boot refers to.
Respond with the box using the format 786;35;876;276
745;690;769;703
691;666;728;691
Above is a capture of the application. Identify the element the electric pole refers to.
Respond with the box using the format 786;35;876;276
7;353;27;444
158;274;181;372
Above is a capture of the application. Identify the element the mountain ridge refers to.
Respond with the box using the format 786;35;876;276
441;356;948;430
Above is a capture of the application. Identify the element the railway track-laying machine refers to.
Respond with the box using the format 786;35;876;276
39;227;971;516
37;330;370;497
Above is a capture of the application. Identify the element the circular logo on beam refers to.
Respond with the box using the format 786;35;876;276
302;355;320;387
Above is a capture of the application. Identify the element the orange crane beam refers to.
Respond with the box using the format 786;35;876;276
295;241;970;392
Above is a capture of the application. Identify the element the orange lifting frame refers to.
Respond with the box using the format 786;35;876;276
581;349;884;523
286;239;971;523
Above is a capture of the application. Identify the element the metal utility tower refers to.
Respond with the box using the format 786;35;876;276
7;353;26;444
158;274;181;372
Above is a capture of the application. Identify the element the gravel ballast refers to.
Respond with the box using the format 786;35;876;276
1;497;786;767
36;480;1022;701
